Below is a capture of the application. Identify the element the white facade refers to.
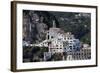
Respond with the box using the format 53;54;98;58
46;26;81;53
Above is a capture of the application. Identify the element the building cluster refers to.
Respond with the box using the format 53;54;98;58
23;20;91;61
37;21;81;53
31;21;91;61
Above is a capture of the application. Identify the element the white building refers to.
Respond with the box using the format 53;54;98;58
38;20;81;53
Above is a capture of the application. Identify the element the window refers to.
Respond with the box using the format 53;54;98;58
48;35;49;39
69;43;72;45
70;40;73;42
70;37;72;39
51;36;53;38
68;37;72;40
69;46;72;50
53;50;55;52
73;45;75;49
56;45;58;47
58;38;61;40
73;40;76;42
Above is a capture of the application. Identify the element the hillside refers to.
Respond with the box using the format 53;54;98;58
23;10;91;45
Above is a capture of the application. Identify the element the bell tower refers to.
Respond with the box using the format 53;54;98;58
52;20;56;28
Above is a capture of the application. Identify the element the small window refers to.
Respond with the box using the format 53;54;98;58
69;43;72;45
53;50;55;52
70;40;72;42
73;40;76;42
69;46;72;50
51;36;53;38
70;37;72;39
58;39;61;40
48;35;49;39
73;45;75;48
56;45;58;47
69;46;72;48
